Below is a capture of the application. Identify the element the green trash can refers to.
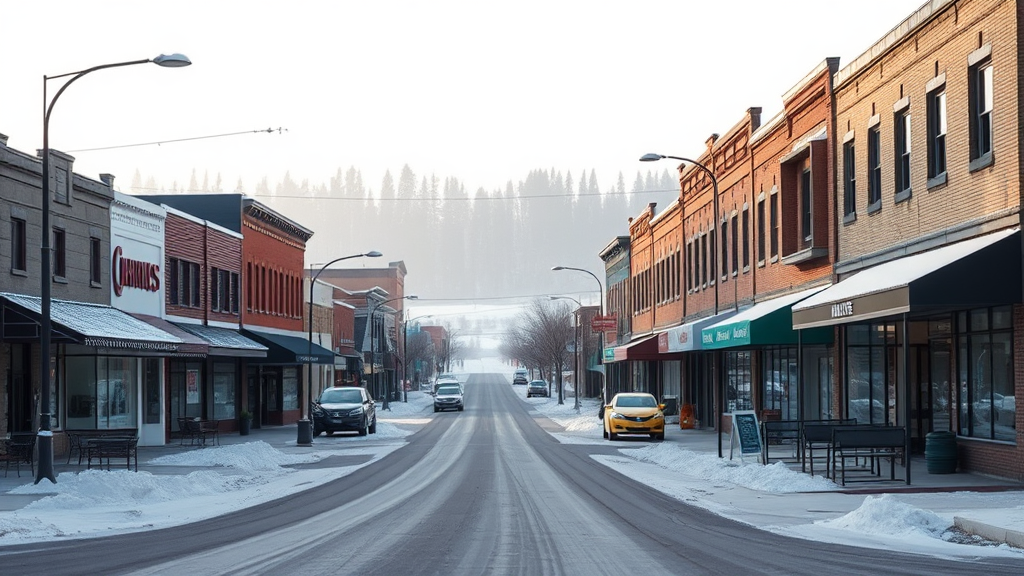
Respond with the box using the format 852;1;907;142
925;431;958;474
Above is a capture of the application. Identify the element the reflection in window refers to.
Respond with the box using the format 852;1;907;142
958;306;1014;442
725;351;752;412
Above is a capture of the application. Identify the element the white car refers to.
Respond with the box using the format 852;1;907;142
434;376;464;395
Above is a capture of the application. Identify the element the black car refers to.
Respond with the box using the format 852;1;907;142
312;386;376;436
527;380;549;398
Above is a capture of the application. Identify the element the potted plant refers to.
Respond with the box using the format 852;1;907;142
239;410;253;436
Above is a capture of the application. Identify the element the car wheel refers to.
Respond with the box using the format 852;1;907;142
434;406;439;412
657;432;665;441
609;430;618;441
325;430;334;437
458;406;464;412
358;419;369;436
313;426;323;437
369;419;377;434
602;426;608;439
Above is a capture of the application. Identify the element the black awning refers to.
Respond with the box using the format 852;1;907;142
242;329;334;365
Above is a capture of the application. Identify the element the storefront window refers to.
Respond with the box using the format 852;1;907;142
143;358;161;425
213;361;237;420
725;351;752;412
65;355;138;429
958;306;1014;442
846;323;891;425
762;347;797;418
66;356;97;428
282;367;299;410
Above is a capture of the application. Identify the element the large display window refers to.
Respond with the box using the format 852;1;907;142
65;355;140;429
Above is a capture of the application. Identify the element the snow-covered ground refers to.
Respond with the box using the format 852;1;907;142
1;356;1022;560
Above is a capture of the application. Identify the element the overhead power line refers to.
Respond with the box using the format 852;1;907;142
68;127;287;153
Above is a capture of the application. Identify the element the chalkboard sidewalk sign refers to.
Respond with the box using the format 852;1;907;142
728;410;762;462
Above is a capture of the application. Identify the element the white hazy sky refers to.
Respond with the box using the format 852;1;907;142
1;0;927;198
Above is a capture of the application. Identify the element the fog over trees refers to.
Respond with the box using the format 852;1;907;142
131;164;679;302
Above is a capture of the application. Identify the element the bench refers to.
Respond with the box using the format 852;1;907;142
179;418;220;447
801;420;858;477
66;429;138;465
831;427;906;486
760;420;802;464
86;435;139;472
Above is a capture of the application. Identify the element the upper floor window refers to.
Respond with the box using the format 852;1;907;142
927;88;947;182
894;110;912;200
731;214;739;275
52;228;66;279
800;169;812;240
169;257;201;308
210;268;240;315
708;225;716;286
89;237;102;286
741;208;750;270
721;218;729;281
969;60;994;168
11;218;27;273
770;194;779;259
868;126;882;210
843;140;856;217
700;233;708;288
757;198;766;265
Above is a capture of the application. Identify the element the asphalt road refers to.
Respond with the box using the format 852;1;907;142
3;373;1023;575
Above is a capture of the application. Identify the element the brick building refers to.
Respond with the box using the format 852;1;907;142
792;0;1023;479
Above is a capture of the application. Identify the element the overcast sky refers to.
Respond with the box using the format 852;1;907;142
1;0;927;198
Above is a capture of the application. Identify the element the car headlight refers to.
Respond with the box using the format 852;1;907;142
346;408;363;417
312;405;324;416
610;411;627;420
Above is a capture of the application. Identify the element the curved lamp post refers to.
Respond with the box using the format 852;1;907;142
298;251;382;446
641;152;730;458
552;266;605;404
36;54;191;484
401;313;433;402
550;295;581;411
370;295;417;411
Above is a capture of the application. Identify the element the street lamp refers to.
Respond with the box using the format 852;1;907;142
642;152;730;458
550;295;581;411
552;266;606;404
35;53;191;484
402;313;434;402
298;251;382;446
370;295;417;411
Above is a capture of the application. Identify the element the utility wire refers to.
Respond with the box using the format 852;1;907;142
68;127;287;153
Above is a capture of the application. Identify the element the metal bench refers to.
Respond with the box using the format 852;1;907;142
86;435;139;472
66;429;138;465
831;427;906;486
801;420;858;477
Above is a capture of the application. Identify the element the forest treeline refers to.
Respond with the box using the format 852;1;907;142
129;165;681;302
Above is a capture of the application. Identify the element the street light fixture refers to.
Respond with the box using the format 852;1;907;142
642;152;731;458
550;295;581;411
298;251;382;446
551;265;606;404
35;53;191;484
370;295;417;412
401;312;434;402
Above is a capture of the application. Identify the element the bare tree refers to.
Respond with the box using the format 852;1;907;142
403;329;435;390
503;299;574;404
438;322;465;372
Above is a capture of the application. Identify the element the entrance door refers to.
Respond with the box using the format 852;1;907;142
247;370;261;429
929;338;952;433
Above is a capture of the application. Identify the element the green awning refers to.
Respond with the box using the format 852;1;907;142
701;285;832;349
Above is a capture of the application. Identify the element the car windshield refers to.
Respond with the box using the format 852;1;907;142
320;388;363;404
529;381;545;387
616;395;656;408
437;385;461;395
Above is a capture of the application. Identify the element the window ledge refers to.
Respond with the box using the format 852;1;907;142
52;275;68;284
927;172;947;190
90;280;102;289
969;152;994;172
867;200;882;215
843;212;857;225
895;188;912;204
757;260;766;269
11;268;28;277
782;246;828;265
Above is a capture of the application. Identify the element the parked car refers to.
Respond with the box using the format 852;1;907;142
312;386;376;437
603;392;665;441
527;380;549;398
434;375;464;395
434;383;464;412
513;368;528;385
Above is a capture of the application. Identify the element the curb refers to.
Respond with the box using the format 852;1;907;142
954;516;1024;549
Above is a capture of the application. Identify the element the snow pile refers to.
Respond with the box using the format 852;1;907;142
816;494;949;537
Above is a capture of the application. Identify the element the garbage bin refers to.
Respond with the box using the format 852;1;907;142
925;430;958;474
680;404;696;429
662;396;679;425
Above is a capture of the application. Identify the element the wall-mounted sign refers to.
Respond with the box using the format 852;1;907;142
830;301;854;319
591;315;617;332
111;245;161;297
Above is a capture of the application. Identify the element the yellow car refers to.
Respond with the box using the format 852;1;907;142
603;393;666;441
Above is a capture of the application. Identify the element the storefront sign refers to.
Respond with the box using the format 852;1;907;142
591;315;617;332
186;369;200;404
830;301;853;319
701;320;752;349
112;245;161;297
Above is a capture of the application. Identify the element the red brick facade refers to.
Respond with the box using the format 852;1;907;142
164;210;242;324
242;212;306;333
